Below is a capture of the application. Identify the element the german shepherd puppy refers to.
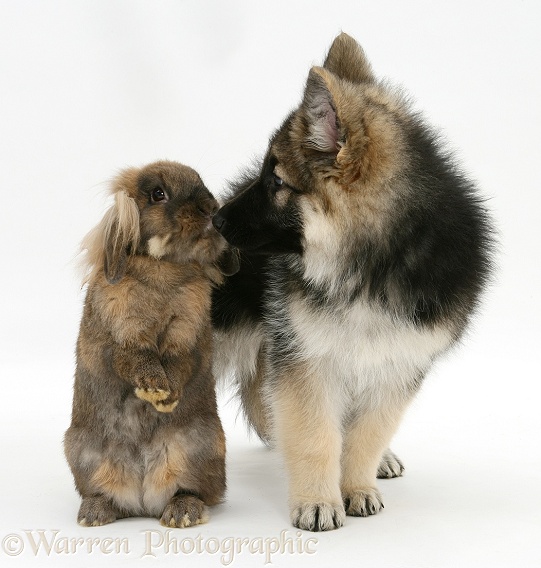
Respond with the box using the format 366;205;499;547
212;33;493;531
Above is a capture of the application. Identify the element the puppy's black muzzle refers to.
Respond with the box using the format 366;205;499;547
212;189;302;255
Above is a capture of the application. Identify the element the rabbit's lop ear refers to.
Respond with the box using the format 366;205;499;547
216;246;240;277
103;190;140;284
104;220;127;284
79;169;141;286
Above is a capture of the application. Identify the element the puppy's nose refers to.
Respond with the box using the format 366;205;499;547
212;212;226;232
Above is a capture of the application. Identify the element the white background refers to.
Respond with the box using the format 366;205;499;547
1;1;540;567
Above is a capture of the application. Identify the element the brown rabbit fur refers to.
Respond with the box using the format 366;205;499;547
64;160;238;528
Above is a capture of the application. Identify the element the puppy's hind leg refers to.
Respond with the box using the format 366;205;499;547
377;449;405;479
239;347;272;445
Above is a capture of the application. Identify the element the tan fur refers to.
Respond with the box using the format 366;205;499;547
270;363;345;530
340;401;409;515
270;367;407;518
146;444;187;491
90;460;140;507
341;419;391;491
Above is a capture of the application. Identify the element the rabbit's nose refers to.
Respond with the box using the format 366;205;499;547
198;198;219;217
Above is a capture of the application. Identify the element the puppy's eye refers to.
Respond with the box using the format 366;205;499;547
150;187;168;203
273;174;284;188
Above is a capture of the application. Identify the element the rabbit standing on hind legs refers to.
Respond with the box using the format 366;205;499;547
64;160;239;528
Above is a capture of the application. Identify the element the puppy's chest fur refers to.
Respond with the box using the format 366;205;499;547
268;288;453;403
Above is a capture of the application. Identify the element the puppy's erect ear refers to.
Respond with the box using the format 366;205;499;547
323;32;375;84
302;67;343;154
103;190;140;284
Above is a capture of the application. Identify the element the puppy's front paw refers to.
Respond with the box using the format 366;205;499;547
78;496;117;527
377;449;404;479
343;487;383;517
160;494;208;528
135;387;179;412
291;502;345;532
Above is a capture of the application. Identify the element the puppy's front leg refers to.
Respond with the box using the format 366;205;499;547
272;364;345;531
341;399;409;517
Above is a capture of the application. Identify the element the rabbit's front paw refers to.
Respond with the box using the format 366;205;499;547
152;393;180;413
135;386;170;403
135;386;179;413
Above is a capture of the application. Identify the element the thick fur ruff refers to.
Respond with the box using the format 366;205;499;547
65;161;239;527
212;34;494;531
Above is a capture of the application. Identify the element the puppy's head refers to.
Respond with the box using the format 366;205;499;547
213;33;407;257
82;161;237;284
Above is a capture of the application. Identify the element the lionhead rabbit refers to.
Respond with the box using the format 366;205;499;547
64;160;238;528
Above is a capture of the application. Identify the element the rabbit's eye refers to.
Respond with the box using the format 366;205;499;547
150;187;168;203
